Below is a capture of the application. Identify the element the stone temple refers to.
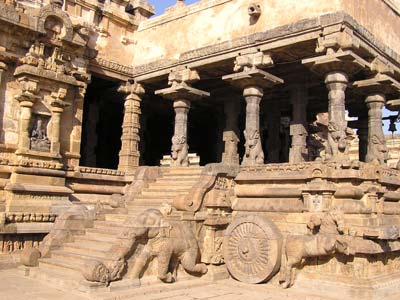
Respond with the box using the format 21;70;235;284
0;0;400;299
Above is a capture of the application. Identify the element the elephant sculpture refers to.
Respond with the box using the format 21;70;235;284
279;208;351;288
83;208;207;285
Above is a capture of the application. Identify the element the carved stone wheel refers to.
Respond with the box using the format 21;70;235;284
224;215;283;284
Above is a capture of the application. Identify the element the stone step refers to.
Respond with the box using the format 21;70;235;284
62;244;112;258
140;190;184;197
67;238;114;252
39;257;82;273
83;231;120;243
51;250;115;266
161;174;201;180
146;183;194;190
162;169;203;176
93;220;127;229
104;214;129;222
86;226;124;236
30;264;84;289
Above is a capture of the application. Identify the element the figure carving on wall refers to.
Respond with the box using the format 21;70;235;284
83;208;207;285
30;117;50;152
243;129;264;165
171;135;189;166
279;208;351;288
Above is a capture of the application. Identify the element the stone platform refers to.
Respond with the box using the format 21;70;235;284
1;268;400;300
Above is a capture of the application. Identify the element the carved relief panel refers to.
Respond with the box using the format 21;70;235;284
29;113;51;152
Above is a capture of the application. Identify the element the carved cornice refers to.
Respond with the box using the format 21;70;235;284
91;57;133;77
132;12;400;80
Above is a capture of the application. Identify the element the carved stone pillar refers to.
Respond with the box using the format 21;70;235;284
118;82;144;172
348;117;368;162
67;84;86;168
324;71;350;161
155;68;209;167
289;87;308;163
222;100;240;165
365;94;388;164
303;50;368;162
49;88;69;156
353;73;400;165
223;51;283;166
15;78;40;153
242;86;265;165
0;62;7;85
264;102;281;163
356;118;368;162
171;99;190;166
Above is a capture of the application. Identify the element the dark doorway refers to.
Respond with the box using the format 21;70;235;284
80;76;124;169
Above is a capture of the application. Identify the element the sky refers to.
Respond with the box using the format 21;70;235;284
148;0;200;15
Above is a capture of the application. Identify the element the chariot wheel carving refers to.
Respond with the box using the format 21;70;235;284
223;215;282;283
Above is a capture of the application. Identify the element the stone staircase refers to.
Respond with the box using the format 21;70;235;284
29;166;204;289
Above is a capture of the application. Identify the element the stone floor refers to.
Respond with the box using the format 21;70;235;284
0;268;399;300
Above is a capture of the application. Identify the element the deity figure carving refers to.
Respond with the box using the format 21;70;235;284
83;208;207;286
171;135;189;166
243;129;264;165
30;117;50;152
366;134;388;165
279;208;351;288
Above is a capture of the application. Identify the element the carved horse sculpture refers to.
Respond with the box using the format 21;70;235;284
83;208;207;285
279;208;350;288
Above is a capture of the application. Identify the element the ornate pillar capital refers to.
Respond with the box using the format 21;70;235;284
118;81;145;100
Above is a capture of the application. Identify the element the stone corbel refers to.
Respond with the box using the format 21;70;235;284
233;50;273;72
167;67;201;87
315;26;360;54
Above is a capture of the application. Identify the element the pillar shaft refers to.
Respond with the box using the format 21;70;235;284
357;118;368;162
50;108;62;154
18;103;34;151
365;94;388;164
289;87;308;163
0;62;7;86
70;86;86;154
242;86;264;166
265;102;281;163
118;92;142;171
222;100;240;165
171;99;190;167
325;71;350;161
